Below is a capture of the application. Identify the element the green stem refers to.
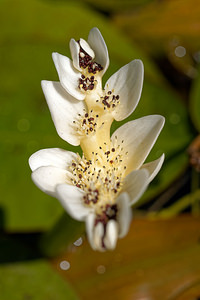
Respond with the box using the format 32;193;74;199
38;212;84;258
151;189;200;219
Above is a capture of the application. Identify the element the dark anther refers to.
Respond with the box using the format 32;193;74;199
88;84;94;90
88;117;94;122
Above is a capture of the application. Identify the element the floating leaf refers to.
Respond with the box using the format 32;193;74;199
113;0;200;55
0;260;79;300
52;215;200;300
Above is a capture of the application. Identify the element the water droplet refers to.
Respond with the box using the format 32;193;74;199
59;260;70;271
17;118;30;132
174;46;186;58
96;265;106;274
73;237;83;247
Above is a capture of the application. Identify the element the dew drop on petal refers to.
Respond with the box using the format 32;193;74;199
59;260;70;271
96;265;106;274
73;237;83;247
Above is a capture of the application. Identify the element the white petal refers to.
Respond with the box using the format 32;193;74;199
86;213;96;250
116;193;132;238
31;166;68;197
111;115;165;172
69;39;82;71
42;80;86;145
105;60;144;121
88;27;109;75
52;52;85;100
80;38;95;59
140;153;165;183
123;169;149;205
93;222;104;252
56;184;92;221
29;148;77;172
104;220;118;250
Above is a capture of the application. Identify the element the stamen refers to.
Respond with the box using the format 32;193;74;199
78;42;103;76
96;90;120;111
68;149;124;213
72;111;98;137
78;75;96;92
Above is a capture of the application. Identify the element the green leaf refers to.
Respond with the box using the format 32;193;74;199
0;260;79;300
190;66;200;132
73;0;153;13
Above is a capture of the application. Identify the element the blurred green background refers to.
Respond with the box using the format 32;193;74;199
0;0;200;299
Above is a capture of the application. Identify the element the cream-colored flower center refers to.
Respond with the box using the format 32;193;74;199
69;41;126;221
68;138;127;215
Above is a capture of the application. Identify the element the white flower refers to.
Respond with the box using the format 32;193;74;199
29;27;165;251
42;28;144;149
41;60;143;150
52;27;109;101
29;115;165;251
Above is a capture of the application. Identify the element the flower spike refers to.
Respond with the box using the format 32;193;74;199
29;27;165;251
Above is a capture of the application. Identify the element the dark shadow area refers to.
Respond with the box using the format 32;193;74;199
0;232;43;264
0;207;5;231
154;55;192;102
